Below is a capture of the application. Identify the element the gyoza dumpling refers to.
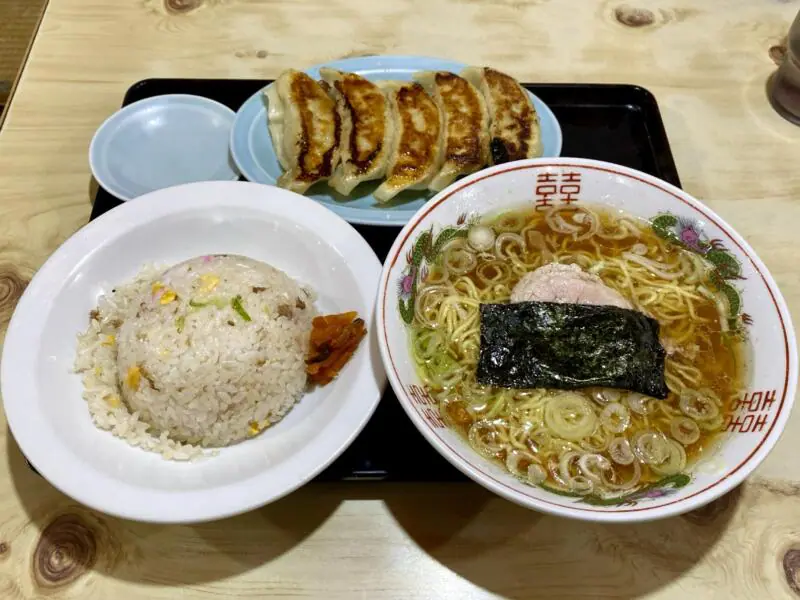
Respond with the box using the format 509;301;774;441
265;69;341;194
414;71;490;191
319;68;394;196
461;66;542;164
373;82;443;203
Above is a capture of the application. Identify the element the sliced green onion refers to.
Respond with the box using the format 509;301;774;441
679;390;720;421
601;460;641;491
190;296;228;309
506;449;536;479
231;295;251;322
650;440;687;475
608;437;635;465
632;431;670;465
428;352;456;376
527;463;547;485
175;315;186;333
626;392;651;415
412;328;443;362
600;402;630;433
544;393;597;441
578;453;610;484
670;417;701;445
558;452;594;495
467;225;496;251
468;420;506;459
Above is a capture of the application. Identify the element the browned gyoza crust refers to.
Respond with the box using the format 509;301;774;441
412;71;492;191
290;74;340;183
334;74;387;174
481;67;540;163
434;71;487;171
378;82;441;196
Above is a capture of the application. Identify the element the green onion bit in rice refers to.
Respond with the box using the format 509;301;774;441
231;295;251;322
189;297;228;309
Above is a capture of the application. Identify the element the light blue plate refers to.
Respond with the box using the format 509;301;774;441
230;56;563;227
90;94;240;201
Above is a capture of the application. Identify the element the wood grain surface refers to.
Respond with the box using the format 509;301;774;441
0;0;47;107
1;0;799;598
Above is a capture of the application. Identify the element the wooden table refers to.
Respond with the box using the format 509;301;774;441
0;0;799;598
0;0;47;106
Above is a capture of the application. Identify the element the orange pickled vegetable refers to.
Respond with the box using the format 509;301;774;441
305;312;367;386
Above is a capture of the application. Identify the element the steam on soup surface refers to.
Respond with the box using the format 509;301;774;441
409;204;746;497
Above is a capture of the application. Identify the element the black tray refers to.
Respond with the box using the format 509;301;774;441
88;78;681;482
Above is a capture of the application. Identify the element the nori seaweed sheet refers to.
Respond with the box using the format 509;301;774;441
477;301;668;399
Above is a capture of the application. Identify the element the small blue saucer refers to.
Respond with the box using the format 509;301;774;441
89;94;239;201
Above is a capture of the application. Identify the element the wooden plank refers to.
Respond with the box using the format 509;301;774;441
0;0;47;113
0;79;10;106
0;0;47;81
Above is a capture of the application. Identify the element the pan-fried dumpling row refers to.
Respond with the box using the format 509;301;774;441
265;66;542;201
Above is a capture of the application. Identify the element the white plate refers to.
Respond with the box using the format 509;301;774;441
2;181;386;523
230;55;563;226
377;158;797;522
89;95;240;201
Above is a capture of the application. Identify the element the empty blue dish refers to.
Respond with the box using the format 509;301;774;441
90;94;239;201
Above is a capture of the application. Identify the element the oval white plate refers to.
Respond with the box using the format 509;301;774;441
377;158;797;522
230;55;563;227
2;181;386;523
90;95;240;201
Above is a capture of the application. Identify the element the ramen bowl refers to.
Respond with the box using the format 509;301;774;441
377;157;797;522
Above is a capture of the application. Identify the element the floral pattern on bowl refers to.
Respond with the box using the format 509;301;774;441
543;473;691;508
378;158;797;522
398;213;471;324
652;213;751;332
396;210;749;506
